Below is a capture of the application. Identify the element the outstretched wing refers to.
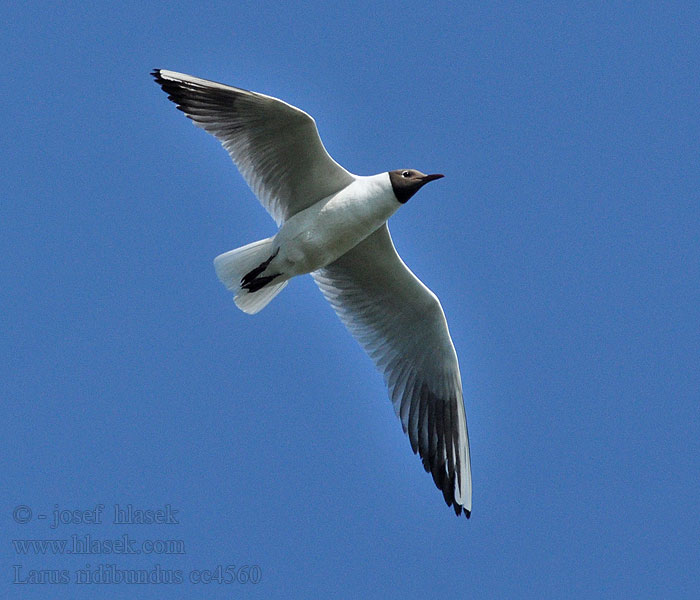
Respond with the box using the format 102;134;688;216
313;224;472;517
153;69;355;224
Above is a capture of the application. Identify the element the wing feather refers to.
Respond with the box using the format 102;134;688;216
153;69;355;224
313;224;472;516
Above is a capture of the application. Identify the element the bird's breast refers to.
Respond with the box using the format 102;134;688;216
274;175;398;276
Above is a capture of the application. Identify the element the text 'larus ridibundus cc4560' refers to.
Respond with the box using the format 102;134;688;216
153;69;472;518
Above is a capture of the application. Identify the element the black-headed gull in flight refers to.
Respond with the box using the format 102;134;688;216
153;69;472;518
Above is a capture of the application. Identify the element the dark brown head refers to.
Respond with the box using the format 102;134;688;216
388;169;444;203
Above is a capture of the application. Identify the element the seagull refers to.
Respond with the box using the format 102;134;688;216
152;69;472;518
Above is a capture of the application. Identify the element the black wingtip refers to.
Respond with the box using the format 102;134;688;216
151;69;165;84
451;501;471;519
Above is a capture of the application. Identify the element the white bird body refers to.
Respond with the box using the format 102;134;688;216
272;173;397;277
153;69;473;518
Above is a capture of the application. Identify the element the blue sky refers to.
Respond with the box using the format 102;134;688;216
2;2;699;598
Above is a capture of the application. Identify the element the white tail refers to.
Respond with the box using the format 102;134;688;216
213;237;288;314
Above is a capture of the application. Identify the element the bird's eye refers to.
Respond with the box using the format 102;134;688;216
402;170;410;177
